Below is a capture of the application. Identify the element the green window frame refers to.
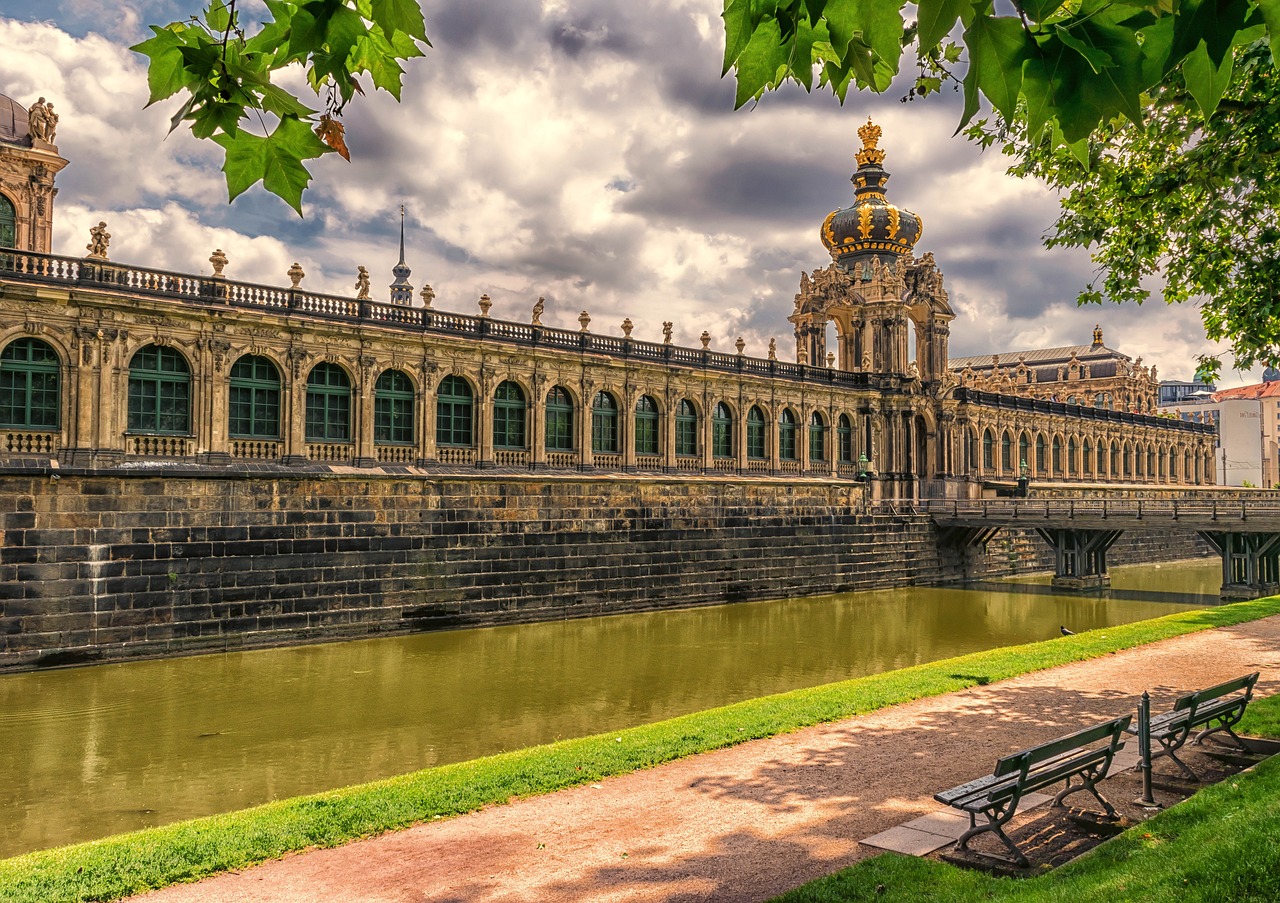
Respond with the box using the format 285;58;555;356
493;380;527;450
1019;432;1030;472
1035;434;1047;473
128;344;191;435
1000;432;1012;471
634;395;659;455
837;414;853;463
778;408;797;460
228;355;280;439
375;369;415;445
1083;440;1093;475
1147;448;1156;476
983;429;994;469
1068;438;1077;475
712;402;733;459
809;411;826;462
747;406;766;460
1052;436;1062;475
545;386;574;452
0;338;59;429
591;391;619;454
1110;441;1120;475
0;193;15;249
675;399;697;456
436;374;473;447
305;362;350;441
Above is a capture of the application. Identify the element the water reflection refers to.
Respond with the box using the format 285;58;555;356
0;559;1216;857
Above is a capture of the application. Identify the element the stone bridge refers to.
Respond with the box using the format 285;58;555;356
916;493;1280;600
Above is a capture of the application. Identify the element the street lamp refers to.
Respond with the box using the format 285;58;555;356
858;453;869;481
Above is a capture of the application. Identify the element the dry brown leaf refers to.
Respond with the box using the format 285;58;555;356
314;115;351;161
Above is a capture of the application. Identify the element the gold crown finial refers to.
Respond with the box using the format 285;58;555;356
855;117;887;166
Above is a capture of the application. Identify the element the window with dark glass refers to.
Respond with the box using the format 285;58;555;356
675;399;697;456
374;369;415;445
712;402;733;458
1052;436;1062;474
1035;434;1046;472
305;362;350;441
493;380;526;449
746;406;766;459
1068;438;1077;475
128;344;191;434
1110;441;1120;475
778;409;797;460
1000;432;1012;471
228;355;280;439
809;411;826;462
634;395;659;455
591;391;619;454
545;386;574;451
837;413;853;463
983;429;994;469
435;374;473;447
0;338;59;429
1018;433;1030;472
0;194;15;249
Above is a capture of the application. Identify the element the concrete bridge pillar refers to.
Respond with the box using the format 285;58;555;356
1199;531;1280;601
1036;528;1123;590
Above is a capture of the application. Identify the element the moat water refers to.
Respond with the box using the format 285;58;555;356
0;559;1221;858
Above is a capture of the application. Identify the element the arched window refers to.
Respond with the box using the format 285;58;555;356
1110;440;1120;476
837;413;853;463
1095;393;1107;409
1018;432;1030;474
1096;442;1105;475
1147;447;1156;478
228;355;280;438
1051;435;1062;475
675;399;698;456
982;429;994;469
1035;434;1047;473
305;362;350;441
1067;437;1077;476
436;375;473;447
1000;431;1012;472
129;345;191;434
809;411;827;462
1123;442;1133;477
0;193;15;249
493;380;526;450
712;402;733;458
591;391;619;454
0;338;59;429
1169;447;1178;480
634;395;659;455
545;386;574;451
746;406;766;459
1083;440;1093;476
374;370;415;445
778;408;797;460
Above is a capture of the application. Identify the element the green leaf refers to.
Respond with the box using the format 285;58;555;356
206;0;232;34
370;0;428;41
1171;0;1251;67
131;27;194;105
964;14;1032;119
350;32;408;97
1017;0;1066;19
733;16;789;107
212;116;332;214
1182;39;1234;117
1054;24;1115;73
722;0;755;73
1255;0;1280;62
916;0;968;50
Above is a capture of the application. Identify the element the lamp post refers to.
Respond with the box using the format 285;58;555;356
1018;458;1030;497
858;453;869;481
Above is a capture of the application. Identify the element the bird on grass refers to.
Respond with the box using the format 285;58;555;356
1060;626;1075;636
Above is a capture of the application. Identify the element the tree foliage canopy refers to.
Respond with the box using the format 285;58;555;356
723;0;1280;373
133;0;429;214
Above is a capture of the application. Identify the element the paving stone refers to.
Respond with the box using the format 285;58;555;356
903;809;970;839
860;825;955;856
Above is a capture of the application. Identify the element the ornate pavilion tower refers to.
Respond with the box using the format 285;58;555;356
789;119;953;383
0;93;68;253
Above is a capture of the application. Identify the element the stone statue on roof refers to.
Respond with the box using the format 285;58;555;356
86;221;110;259
28;97;54;143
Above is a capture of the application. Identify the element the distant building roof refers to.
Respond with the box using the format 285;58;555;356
0;94;30;145
948;325;1132;376
1213;382;1280;401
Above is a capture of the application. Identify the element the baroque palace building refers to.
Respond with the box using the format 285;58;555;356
0;96;1216;492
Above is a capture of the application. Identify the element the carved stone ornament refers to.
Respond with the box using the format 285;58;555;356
827;351;836;368
700;331;711;350
420;284;435;309
621;317;634;338
735;336;746;355
478;293;492;317
531;296;544;326
768;338;777;361
662;321;673;344
578;310;591;332
209;249;228;277
85;221;110;259
355;266;371;300
287;262;305;287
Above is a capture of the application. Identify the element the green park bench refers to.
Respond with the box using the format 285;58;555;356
1129;672;1260;781
934;715;1131;866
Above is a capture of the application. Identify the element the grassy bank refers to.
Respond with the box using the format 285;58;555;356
3;596;1278;903
774;692;1280;903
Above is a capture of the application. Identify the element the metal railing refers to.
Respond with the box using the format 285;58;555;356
919;496;1280;523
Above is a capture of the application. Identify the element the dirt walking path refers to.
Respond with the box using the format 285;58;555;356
137;616;1280;903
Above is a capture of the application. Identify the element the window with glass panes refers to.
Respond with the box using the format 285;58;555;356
746;407;766;459
545;386;574;451
675;399;697;456
591;391;619;453
374;370;415;445
0;338;59;429
837;414;853;463
128;345;191;434
305;362;350;441
1068;438;1077;475
436;375;473;446
493;380;526;449
809;411;826;462
1052;436;1062;474
228;355;280;438
1000;432;1012;471
1018;433;1030;471
634;395;658;455
983;430;994;468
0;194;15;249
1084;441;1093;474
778;409;797;460
712;402;733;458
1035;435;1046;472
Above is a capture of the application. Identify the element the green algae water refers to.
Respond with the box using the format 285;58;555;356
0;559;1219;858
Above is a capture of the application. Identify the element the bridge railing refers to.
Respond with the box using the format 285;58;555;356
918;497;1280;523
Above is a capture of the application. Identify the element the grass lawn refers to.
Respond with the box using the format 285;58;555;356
771;687;1280;902
1;595;1278;903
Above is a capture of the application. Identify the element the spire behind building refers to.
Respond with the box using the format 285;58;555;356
389;205;413;305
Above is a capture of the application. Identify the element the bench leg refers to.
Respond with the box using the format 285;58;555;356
954;805;1030;868
1148;736;1199;781
1053;772;1118;818
1193;721;1246;750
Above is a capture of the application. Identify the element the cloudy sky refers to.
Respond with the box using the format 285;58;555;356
0;1;1249;384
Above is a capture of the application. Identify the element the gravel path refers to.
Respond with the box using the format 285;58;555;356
136;615;1280;903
